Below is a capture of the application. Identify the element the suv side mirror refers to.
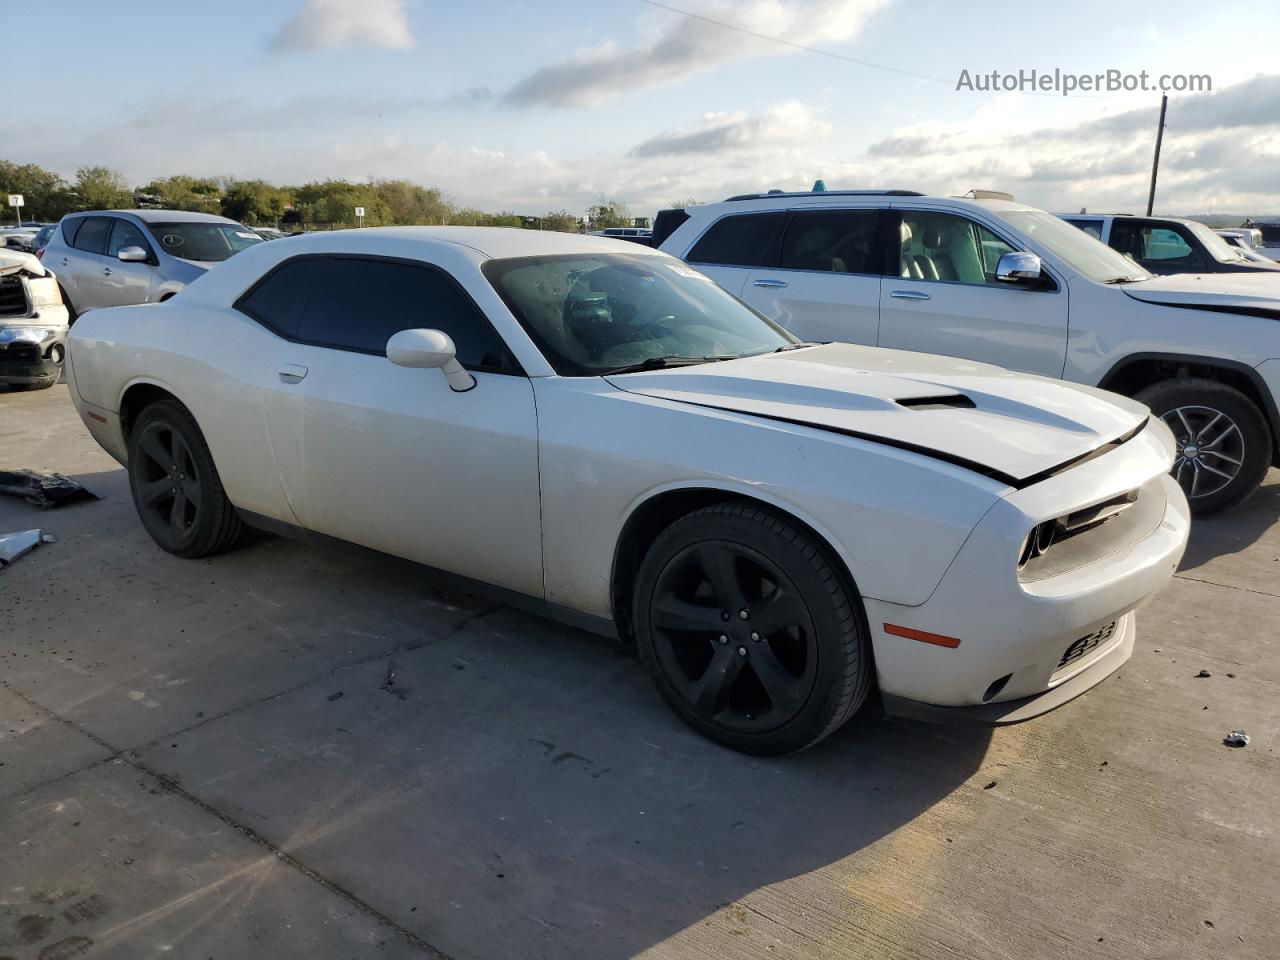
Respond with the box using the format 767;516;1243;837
386;328;476;392
995;251;1043;284
117;246;149;262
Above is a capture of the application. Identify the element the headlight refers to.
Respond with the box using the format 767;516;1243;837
0;325;57;345
26;276;63;309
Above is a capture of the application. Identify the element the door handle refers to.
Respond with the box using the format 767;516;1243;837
753;278;788;289
60;257;70;266
889;289;931;301
278;364;308;384
101;267;112;276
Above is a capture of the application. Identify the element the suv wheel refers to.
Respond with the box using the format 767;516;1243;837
1136;378;1271;515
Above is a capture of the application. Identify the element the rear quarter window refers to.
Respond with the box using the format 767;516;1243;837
234;257;320;339
687;212;784;267
61;218;85;247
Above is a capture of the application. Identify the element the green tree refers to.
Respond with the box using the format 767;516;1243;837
221;179;293;225
587;198;632;230
0;161;76;220
453;207;523;228
371;179;452;225
137;175;222;213
293;180;390;227
73;166;131;210
538;210;580;232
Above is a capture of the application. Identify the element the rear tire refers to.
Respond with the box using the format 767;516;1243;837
634;503;872;755
127;400;245;558
1135;378;1271;515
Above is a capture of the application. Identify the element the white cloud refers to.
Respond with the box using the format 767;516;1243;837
630;102;831;157
504;0;890;108
270;0;413;52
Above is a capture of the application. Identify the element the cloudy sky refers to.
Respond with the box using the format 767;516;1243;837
12;0;1279;217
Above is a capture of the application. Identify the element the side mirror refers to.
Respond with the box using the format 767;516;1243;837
117;246;148;262
995;251;1043;284
386;328;476;392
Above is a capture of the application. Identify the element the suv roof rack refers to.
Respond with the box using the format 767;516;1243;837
724;189;924;202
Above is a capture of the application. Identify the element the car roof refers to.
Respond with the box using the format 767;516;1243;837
66;209;239;224
284;226;665;260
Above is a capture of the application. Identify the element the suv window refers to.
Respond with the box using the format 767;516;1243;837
1111;222;1194;263
297;257;513;370
107;219;151;258
898;212;1014;285
71;217;111;255
779;210;879;274
235;258;321;338
59;219;84;247
687;212;783;267
1064;218;1104;240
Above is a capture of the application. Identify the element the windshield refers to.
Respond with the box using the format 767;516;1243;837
997;209;1151;282
146;222;264;262
483;253;797;376
1184;220;1247;263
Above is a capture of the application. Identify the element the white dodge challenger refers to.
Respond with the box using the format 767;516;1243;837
66;228;1190;754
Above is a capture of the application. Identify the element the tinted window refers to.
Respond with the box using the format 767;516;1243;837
1111;222;1193;262
898;212;1015;285
107;218;151;258
299;257;511;369
71;217;111;255
147;222;263;262
1064;218;1103;240
61;218;84;247
687;213;783;267
779;210;879;274
236;258;319;338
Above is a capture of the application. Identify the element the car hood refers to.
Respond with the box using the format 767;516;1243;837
0;248;46;277
1120;272;1280;313
605;343;1148;486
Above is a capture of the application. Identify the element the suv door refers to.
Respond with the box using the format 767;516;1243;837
274;255;543;597
97;218;159;307
1109;220;1206;275
53;216;113;311
877;208;1069;377
683;211;785;298
740;207;883;345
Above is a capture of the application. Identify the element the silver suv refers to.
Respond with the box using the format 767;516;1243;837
43;209;264;319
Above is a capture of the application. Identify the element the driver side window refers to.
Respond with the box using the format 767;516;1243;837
107;219;151;259
898;212;1015;286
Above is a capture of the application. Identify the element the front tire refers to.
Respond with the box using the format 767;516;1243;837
1135;378;1271;515
634;503;872;755
127;401;245;557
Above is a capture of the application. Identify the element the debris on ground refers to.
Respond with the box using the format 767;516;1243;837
1227;672;1237;678
1196;669;1212;678
1223;730;1250;748
327;691;344;702
983;781;997;790
0;528;53;567
381;661;407;700
0;469;99;509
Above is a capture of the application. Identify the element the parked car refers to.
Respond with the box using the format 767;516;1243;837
590;226;653;245
1245;221;1280;261
43;209;265;319
30;223;56;258
1218;230;1275;264
658;189;1280;513
66;227;1188;754
253;227;287;241
1060;213;1280;275
0;227;39;252
0;248;70;391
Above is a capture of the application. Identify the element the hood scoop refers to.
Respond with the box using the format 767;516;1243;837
895;394;976;411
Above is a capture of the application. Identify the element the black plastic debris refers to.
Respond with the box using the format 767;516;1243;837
1196;669;1212;678
0;470;99;509
1223;729;1250;748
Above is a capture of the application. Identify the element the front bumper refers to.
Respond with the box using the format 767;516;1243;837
866;422;1189;723
0;321;67;385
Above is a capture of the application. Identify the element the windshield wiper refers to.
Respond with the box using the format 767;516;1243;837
602;355;738;375
772;342;816;352
1102;276;1147;284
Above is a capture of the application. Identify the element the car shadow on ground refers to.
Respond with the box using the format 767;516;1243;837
2;467;995;959
1179;468;1280;572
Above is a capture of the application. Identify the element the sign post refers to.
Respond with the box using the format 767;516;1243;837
7;194;23;227
354;205;365;228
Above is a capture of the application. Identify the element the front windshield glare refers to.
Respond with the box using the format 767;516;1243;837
483;253;797;375
1000;210;1152;283
146;222;264;262
1185;220;1246;262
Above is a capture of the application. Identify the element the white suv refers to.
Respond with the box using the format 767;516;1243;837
659;190;1280;513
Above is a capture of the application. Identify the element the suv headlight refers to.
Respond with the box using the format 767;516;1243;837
26;276;63;309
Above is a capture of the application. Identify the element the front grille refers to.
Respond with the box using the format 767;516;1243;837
0;275;28;317
1058;620;1117;670
0;343;40;367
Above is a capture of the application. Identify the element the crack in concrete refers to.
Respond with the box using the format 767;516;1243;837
1173;572;1280;600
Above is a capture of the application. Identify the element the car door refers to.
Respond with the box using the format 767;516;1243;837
53;216;113;310
877;208;1069;378
276;255;543;598
1109;220;1206;275
683;211;785;298
740;207;883;344
97;218;159;306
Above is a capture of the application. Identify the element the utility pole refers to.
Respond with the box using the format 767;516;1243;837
1146;94;1168;216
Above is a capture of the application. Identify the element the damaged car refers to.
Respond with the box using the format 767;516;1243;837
0;247;69;391
67;229;1189;754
